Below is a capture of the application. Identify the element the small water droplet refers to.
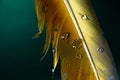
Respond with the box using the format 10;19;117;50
52;46;57;53
81;15;88;20
76;54;82;59
72;45;77;49
52;68;54;73
60;33;70;40
72;39;82;49
61;35;65;39
98;48;104;53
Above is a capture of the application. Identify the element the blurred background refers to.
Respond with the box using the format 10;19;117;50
0;0;120;80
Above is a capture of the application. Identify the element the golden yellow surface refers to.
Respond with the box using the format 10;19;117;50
34;0;119;80
58;14;97;80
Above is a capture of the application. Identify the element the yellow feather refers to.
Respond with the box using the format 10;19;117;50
34;0;119;80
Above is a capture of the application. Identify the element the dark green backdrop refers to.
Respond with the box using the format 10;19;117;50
0;0;120;80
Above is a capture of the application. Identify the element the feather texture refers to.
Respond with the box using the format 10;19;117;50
34;0;119;80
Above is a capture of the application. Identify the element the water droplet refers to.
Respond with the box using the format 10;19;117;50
72;39;82;49
52;68;54;73
52;46;57;53
72;45;77;49
61;35;65;39
76;54;82;59
60;32;70;40
98;48;104;53
81;15;88;20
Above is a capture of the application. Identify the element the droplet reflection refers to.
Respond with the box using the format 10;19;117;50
98;48;104;53
81;15;88;20
72;39;82;49
52;46;57;53
76;54;82;59
72;45;77;49
61;32;70;40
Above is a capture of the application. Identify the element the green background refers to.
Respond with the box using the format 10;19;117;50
0;0;120;80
